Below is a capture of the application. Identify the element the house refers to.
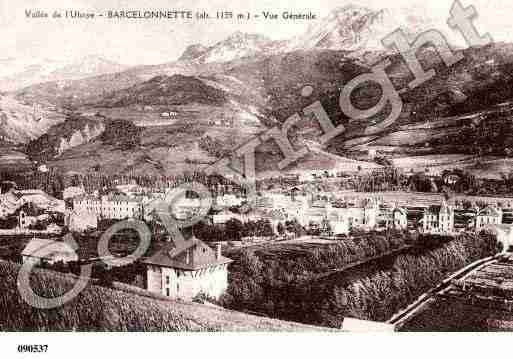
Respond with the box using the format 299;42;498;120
487;224;513;252
363;200;379;229
144;238;233;301
475;206;502;231
392;208;408;230
63;186;86;201
215;194;243;207
66;210;98;232
422;202;454;233
18;210;37;229
21;238;78;266
454;208;477;231
327;211;350;235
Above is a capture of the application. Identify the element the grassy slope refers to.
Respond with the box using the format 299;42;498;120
0;259;323;331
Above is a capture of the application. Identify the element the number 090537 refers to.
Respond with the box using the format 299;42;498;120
17;345;48;353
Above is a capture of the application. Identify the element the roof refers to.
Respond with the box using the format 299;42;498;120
143;238;232;270
104;194;142;203
477;206;502;217
393;207;407;216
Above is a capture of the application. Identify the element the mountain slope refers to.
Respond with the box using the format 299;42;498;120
288;5;396;52
178;44;210;61
0;55;128;92
0;95;66;144
26;115;105;162
98;74;227;107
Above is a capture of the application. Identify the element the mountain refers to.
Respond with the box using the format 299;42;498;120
26;115;105;162
182;32;285;64
0;95;66;144
49;55;128;80
11;5;513;178
0;55;128;92
98;74;227;107
178;44;210;61
288;5;396;52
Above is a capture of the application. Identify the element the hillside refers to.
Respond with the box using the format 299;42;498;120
9;5;513;178
287;5;396;52
98;74;227;107
0;95;66;144
26;115;105;163
0;259;324;331
0;55;128;92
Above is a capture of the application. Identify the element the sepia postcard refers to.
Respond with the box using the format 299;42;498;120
2;0;513;355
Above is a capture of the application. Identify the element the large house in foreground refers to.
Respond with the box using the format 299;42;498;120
144;238;233;301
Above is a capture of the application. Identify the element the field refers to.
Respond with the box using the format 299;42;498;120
0;258;324;331
223;233;499;327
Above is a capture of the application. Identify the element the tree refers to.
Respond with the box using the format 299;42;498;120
225;218;243;241
277;222;285;236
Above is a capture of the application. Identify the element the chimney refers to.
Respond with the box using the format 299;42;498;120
216;243;222;260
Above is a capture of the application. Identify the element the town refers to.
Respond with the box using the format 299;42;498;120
1;166;512;307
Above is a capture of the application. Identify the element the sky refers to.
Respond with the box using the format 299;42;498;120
0;0;510;66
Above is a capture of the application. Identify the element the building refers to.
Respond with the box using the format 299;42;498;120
392;208;408;230
66;210;98;232
144;238;233;301
73;194;143;220
475;206;503;231
327;211;350;235
422;202;454;234
487;224;513;252
21;238;78;266
18;210;38;229
215;194;244;208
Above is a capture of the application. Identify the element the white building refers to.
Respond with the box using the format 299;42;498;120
475;206;502;231
73;194;143;220
144;238;232;301
66;210;98;232
487;224;513;252
422;202;454;234
392;208;408;230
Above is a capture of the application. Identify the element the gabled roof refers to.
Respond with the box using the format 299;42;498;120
104;194;142;203
477;206;502;217
143;238;232;270
393;207;407;216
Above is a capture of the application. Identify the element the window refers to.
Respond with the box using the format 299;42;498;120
166;276;170;285
166;288;170;297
